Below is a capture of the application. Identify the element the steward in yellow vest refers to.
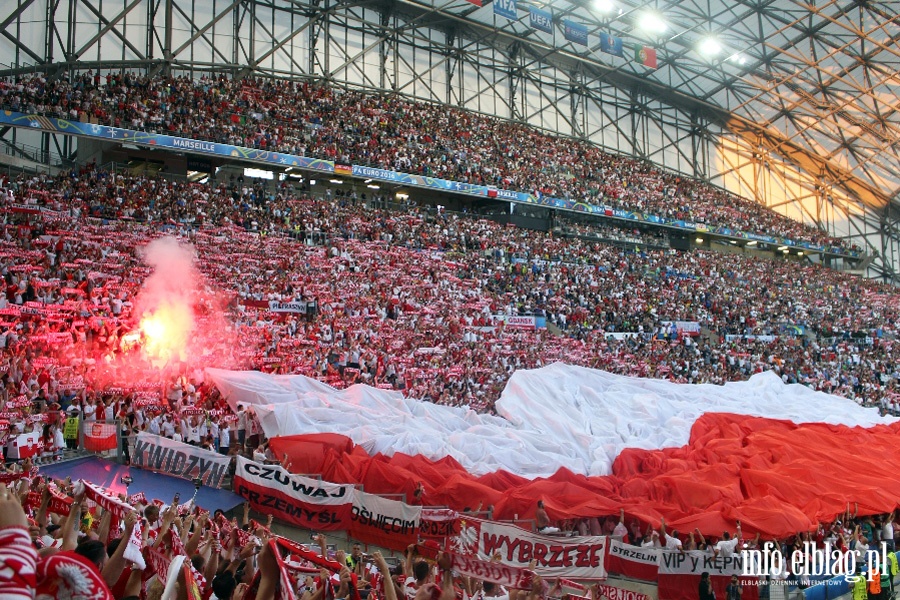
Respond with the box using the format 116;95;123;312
851;572;867;600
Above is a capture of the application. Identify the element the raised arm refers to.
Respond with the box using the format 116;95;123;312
101;511;136;587
60;493;86;552
373;551;397;600
184;513;208;556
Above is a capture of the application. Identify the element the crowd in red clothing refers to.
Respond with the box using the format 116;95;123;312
0;164;894;427
0;71;855;252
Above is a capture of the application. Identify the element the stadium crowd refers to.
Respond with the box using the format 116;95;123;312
0;164;896;423
0;71;857;253
0;467;494;600
0;160;896;597
0;463;896;599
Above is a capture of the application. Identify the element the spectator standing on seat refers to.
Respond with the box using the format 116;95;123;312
535;500;558;534
237;404;247;450
715;522;742;557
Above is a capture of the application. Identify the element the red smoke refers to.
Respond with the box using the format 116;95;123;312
120;235;241;374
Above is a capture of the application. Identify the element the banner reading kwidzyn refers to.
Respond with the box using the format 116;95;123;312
350;491;422;550
233;456;354;531
657;551;759;600
132;433;231;489
455;517;606;579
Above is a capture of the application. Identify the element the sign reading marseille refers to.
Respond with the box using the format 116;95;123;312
563;20;588;46
529;7;553;34
493;0;517;20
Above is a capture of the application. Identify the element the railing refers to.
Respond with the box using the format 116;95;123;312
0;138;66;168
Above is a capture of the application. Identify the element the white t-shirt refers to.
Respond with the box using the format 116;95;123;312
715;537;739;557
664;535;683;550
883;523;894;541
53;428;65;451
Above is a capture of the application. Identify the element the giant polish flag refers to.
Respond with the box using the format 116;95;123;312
232;456;354;531
207;364;898;539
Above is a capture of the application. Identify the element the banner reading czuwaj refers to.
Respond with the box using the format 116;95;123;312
232;456;354;531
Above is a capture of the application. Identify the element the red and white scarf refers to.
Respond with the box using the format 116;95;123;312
78;481;145;569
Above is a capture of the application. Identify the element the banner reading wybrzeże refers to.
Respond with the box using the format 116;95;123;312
132;433;231;489
232;456;354;531
455;517;606;579
350;491;422;550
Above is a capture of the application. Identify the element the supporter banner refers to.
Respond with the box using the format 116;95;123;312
83;422;117;452
269;300;312;314
595;585;650;600
603;332;641;341
725;334;776;343
494;315;547;329
458;518;606;579
132;433;231;489
529;7;553;33
350;491;422;550
421;508;459;540
232;456;353;531
7;431;42;459
563;20;589;46
447;551;534;589
493;0;517;20
657;551;758;600
660;321;701;337
0;110;335;173
604;539;658;581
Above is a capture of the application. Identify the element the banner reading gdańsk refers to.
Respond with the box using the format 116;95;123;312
657;551;759;600
456;518;606;579
132;433;232;489
350;491;422;550
604;539;659;581
232;456;354;531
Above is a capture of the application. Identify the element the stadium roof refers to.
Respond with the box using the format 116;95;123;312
389;0;900;209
